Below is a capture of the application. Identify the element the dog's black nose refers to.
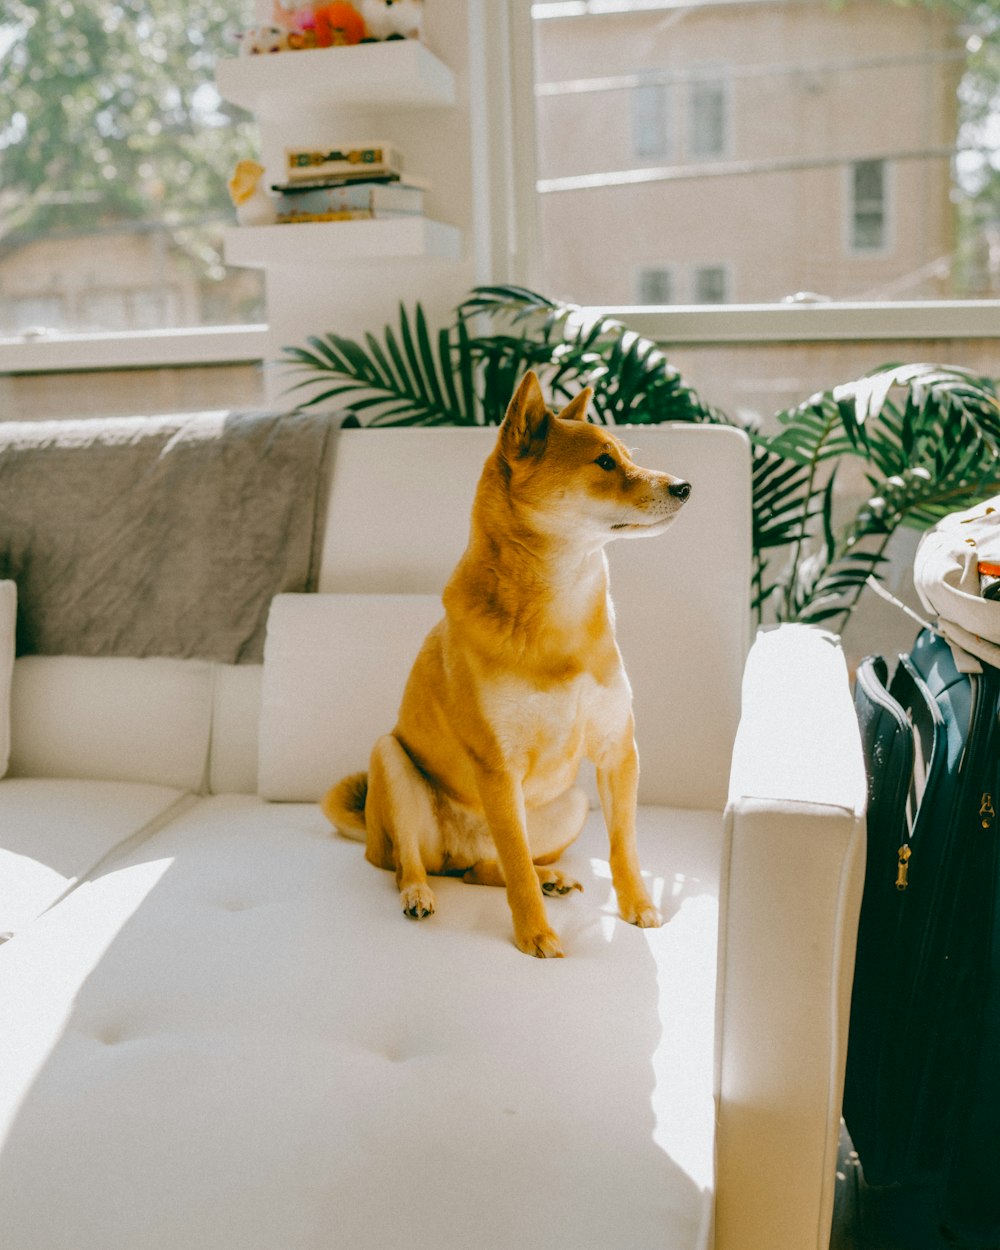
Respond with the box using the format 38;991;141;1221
669;480;692;501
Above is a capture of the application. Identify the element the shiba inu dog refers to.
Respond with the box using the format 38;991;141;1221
322;371;691;957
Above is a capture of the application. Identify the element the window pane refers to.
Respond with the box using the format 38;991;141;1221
531;0;1000;306
851;158;887;250
632;80;671;158
636;265;674;302
689;78;727;158
0;2;265;335
693;264;728;303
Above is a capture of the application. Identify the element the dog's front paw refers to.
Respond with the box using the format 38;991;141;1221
400;883;436;920
619;894;662;928
514;924;564;959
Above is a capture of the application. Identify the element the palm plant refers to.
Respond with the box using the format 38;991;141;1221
282;286;1000;634
281;284;717;426
764;364;1000;631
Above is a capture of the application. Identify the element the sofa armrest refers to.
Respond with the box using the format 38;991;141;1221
716;624;867;1250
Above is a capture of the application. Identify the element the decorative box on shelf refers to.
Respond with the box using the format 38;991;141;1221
223;217;461;268
215;41;456;117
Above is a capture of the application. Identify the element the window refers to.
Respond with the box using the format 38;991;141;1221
631;79;671;159
692;264;728;304
529;0;1000;308
850;158;889;252
688;77;728;159
636;266;674;304
0;1;264;344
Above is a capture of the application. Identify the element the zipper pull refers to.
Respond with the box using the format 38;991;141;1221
980;793;995;830
895;844;912;891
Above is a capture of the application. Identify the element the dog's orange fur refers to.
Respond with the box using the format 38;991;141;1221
322;372;691;957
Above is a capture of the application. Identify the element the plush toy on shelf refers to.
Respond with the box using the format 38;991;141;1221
271;1;367;48
227;160;278;226
236;23;293;54
360;0;424;41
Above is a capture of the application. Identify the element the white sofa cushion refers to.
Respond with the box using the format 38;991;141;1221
0;778;189;940
0;581;14;779
258;593;443;801
8;656;214;791
0;795;720;1250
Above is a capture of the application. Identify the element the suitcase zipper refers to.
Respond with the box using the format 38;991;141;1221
895;843;912;890
981;793;995;830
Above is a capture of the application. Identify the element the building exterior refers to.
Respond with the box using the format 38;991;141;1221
0;226;262;337
532;0;965;306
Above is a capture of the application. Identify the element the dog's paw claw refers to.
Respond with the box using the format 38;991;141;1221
400;884;435;920
514;927;564;959
540;870;583;897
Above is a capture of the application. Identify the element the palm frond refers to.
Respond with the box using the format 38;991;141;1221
281;302;474;425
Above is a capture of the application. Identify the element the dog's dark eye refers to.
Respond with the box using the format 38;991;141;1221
594;453;617;471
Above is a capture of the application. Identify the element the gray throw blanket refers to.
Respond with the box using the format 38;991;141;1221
0;409;338;663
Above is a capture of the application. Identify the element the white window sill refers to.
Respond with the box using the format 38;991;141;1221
0;325;268;375
0;302;997;376
606;300;1000;344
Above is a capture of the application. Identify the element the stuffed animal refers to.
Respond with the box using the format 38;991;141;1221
272;1;366;48
227;161;278;226
236;24;292;54
360;0;423;41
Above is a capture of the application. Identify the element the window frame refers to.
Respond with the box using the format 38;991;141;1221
0;325;267;375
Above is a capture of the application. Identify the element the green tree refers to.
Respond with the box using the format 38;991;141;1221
0;1;256;244
890;0;1000;293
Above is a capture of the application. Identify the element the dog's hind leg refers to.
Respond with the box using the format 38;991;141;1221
367;734;438;920
528;786;589;865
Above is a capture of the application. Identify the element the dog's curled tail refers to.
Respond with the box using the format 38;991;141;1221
321;772;368;842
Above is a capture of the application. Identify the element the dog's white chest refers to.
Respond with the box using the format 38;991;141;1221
483;667;631;778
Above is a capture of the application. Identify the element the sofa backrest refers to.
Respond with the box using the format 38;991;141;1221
7;423;752;809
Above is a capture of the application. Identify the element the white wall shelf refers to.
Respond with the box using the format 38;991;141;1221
223;218;461;268
215;41;456;118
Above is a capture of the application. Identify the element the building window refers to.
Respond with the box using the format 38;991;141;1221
689;78;728;159
636;267;674;304
850;159;889;252
693;265;729;303
631;80;671;160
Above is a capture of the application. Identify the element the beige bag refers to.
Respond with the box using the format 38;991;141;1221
914;495;1000;671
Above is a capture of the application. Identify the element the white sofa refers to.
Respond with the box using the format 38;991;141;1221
0;422;866;1250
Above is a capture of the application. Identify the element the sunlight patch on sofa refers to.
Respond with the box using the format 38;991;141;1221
0;857;175;1139
650;893;719;1194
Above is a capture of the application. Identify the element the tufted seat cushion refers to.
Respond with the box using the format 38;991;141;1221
0;779;190;941
0;795;721;1250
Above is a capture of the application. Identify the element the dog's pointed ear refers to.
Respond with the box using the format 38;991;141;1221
558;387;593;423
500;371;550;458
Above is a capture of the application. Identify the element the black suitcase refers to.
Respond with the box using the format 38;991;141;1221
846;629;1000;1220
